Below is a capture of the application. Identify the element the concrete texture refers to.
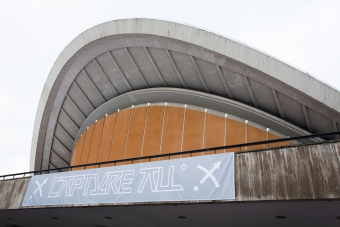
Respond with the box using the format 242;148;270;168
31;19;340;173
3;141;340;212
0;178;30;210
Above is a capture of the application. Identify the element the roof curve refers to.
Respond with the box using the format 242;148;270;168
31;18;340;171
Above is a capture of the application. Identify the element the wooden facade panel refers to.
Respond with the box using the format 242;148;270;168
141;106;164;162
204;114;225;155
87;118;105;168
182;109;205;157
70;134;83;166
226;119;246;152
161;107;185;160
124;108;147;164
71;132;86;170
79;125;94;168
247;125;267;150
97;114;117;166
71;106;289;167
109;109;131;165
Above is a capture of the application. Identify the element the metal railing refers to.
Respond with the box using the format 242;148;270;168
1;131;340;181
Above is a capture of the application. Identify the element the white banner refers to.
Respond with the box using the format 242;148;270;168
22;153;234;206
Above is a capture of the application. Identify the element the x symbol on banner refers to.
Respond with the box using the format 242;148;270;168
197;161;221;188
34;179;48;197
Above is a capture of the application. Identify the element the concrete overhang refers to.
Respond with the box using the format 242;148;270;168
31;18;340;171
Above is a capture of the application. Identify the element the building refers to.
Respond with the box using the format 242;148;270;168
1;18;340;227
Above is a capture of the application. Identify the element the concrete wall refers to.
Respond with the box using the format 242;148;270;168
0;178;30;210
2;142;340;210
235;141;340;200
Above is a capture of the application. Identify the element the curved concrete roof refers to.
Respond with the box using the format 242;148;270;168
31;18;340;171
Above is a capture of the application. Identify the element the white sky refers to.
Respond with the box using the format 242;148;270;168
0;0;339;175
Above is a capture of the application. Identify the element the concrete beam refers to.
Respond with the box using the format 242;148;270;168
124;47;149;88
244;76;258;108
272;89;285;120
107;51;133;90
81;69;107;102
144;47;167;86
190;56;210;92
93;59;119;95
165;50;187;88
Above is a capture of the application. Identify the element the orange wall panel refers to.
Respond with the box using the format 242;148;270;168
109;109;131;165
79;125;95;169
141;106;164;162
96;114;117;166
71;131;86;170
71;105;290;167
204;114;225;155
161;107;185;160
86;118;105;168
247;125;267;150
124;108;147;164
226;119;246;152
182;109;205;157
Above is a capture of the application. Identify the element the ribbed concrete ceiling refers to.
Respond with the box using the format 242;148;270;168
33;19;340;171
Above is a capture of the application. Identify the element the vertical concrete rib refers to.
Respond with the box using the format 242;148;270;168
108;114;118;163
82;69;107;102
165;49;188;88
144;47;167;86
216;65;233;99
66;94;87;119
180;105;187;155
93;58;119;95
50;149;69;166
244;76;258;108
60;108;81;129
159;105;167;158
140;106;149;159
224;114;227;153
202;109;207;155
53;136;72;153
56;122;75;140
123;107;133;161
85;124;95;165
124;47;149;88
302;105;313;132
190;56;210;92
48;162;56;169
272;89;285;120
95;117;106;164
107;51;133;90
72;81;96;110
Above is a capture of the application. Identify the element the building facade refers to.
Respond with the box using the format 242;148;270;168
30;19;340;171
0;18;338;227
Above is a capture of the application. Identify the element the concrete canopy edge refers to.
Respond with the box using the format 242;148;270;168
30;18;340;171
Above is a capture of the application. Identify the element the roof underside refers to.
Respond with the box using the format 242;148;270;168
33;20;340;171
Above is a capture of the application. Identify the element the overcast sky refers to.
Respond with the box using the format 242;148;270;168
0;0;339;175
